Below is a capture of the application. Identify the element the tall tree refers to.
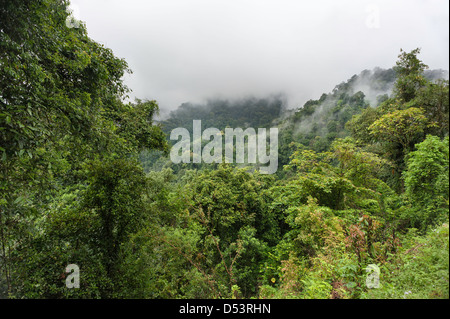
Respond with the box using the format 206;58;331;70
393;48;428;103
0;0;167;296
403;135;449;230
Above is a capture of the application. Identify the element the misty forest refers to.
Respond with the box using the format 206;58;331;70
1;1;449;299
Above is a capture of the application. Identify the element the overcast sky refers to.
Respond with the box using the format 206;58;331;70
68;0;449;114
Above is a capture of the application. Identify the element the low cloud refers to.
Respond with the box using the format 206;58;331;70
70;0;449;111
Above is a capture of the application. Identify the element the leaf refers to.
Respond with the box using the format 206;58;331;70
346;281;357;289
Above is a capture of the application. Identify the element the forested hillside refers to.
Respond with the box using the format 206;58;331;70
1;0;448;300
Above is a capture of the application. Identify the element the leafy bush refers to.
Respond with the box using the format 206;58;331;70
402;135;449;230
363;223;449;299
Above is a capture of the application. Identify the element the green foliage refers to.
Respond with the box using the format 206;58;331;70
345;106;379;145
402;135;449;230
161;96;285;136
10;184;109;298
109;99;169;154
1;5;447;300
10;159;153;298
0;0;130;161
0;0;167;298
183;165;277;297
347;49;449;192
363;223;449;299
283;138;392;212
80;159;149;284
393;48;429;103
368;107;430;151
415;79;449;138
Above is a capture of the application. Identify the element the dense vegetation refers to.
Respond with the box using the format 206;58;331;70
1;0;448;299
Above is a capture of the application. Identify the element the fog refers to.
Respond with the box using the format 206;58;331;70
69;0;449;114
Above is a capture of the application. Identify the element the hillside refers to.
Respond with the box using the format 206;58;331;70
1;0;448;301
149;66;448;171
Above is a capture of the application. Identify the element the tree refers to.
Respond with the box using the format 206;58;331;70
283;138;392;212
345;106;379;145
368;107;429;153
0;0;167;296
11;158;152;298
416;79;449;138
393;48;428;103
0;0;131;160
183;165;278;297
403;135;449;229
81;159;149;282
346;49;444;193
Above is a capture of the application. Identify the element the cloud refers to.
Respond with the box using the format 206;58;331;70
69;0;449;112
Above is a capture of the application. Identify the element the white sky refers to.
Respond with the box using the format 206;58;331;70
68;0;449;113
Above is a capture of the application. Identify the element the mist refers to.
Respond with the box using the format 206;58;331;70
68;0;449;112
